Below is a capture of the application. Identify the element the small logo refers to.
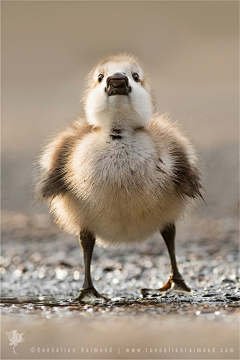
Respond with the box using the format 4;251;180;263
5;330;25;355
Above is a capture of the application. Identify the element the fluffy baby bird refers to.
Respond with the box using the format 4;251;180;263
35;53;202;302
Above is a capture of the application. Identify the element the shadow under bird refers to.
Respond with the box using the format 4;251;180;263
35;53;203;303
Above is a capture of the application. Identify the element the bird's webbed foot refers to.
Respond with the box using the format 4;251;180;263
141;276;192;297
74;287;109;304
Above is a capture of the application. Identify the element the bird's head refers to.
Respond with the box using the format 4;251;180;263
83;53;155;131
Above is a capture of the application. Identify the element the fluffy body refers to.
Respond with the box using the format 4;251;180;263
35;53;201;247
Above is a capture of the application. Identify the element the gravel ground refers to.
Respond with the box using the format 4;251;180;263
1;211;239;359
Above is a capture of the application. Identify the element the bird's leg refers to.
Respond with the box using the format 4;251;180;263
159;224;192;292
141;224;192;296
74;230;108;303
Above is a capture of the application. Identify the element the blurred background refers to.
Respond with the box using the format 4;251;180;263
2;0;239;219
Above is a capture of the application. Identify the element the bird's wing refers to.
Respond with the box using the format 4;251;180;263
5;331;14;341
35;119;92;201
19;333;25;342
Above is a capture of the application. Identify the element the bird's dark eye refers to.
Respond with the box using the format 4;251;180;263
132;73;140;82
98;74;104;83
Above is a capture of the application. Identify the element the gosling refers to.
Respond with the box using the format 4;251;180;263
35;53;202;302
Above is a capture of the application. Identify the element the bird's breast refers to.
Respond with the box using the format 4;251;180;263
70;130;163;197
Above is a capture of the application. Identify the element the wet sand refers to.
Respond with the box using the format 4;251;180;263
2;314;239;359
